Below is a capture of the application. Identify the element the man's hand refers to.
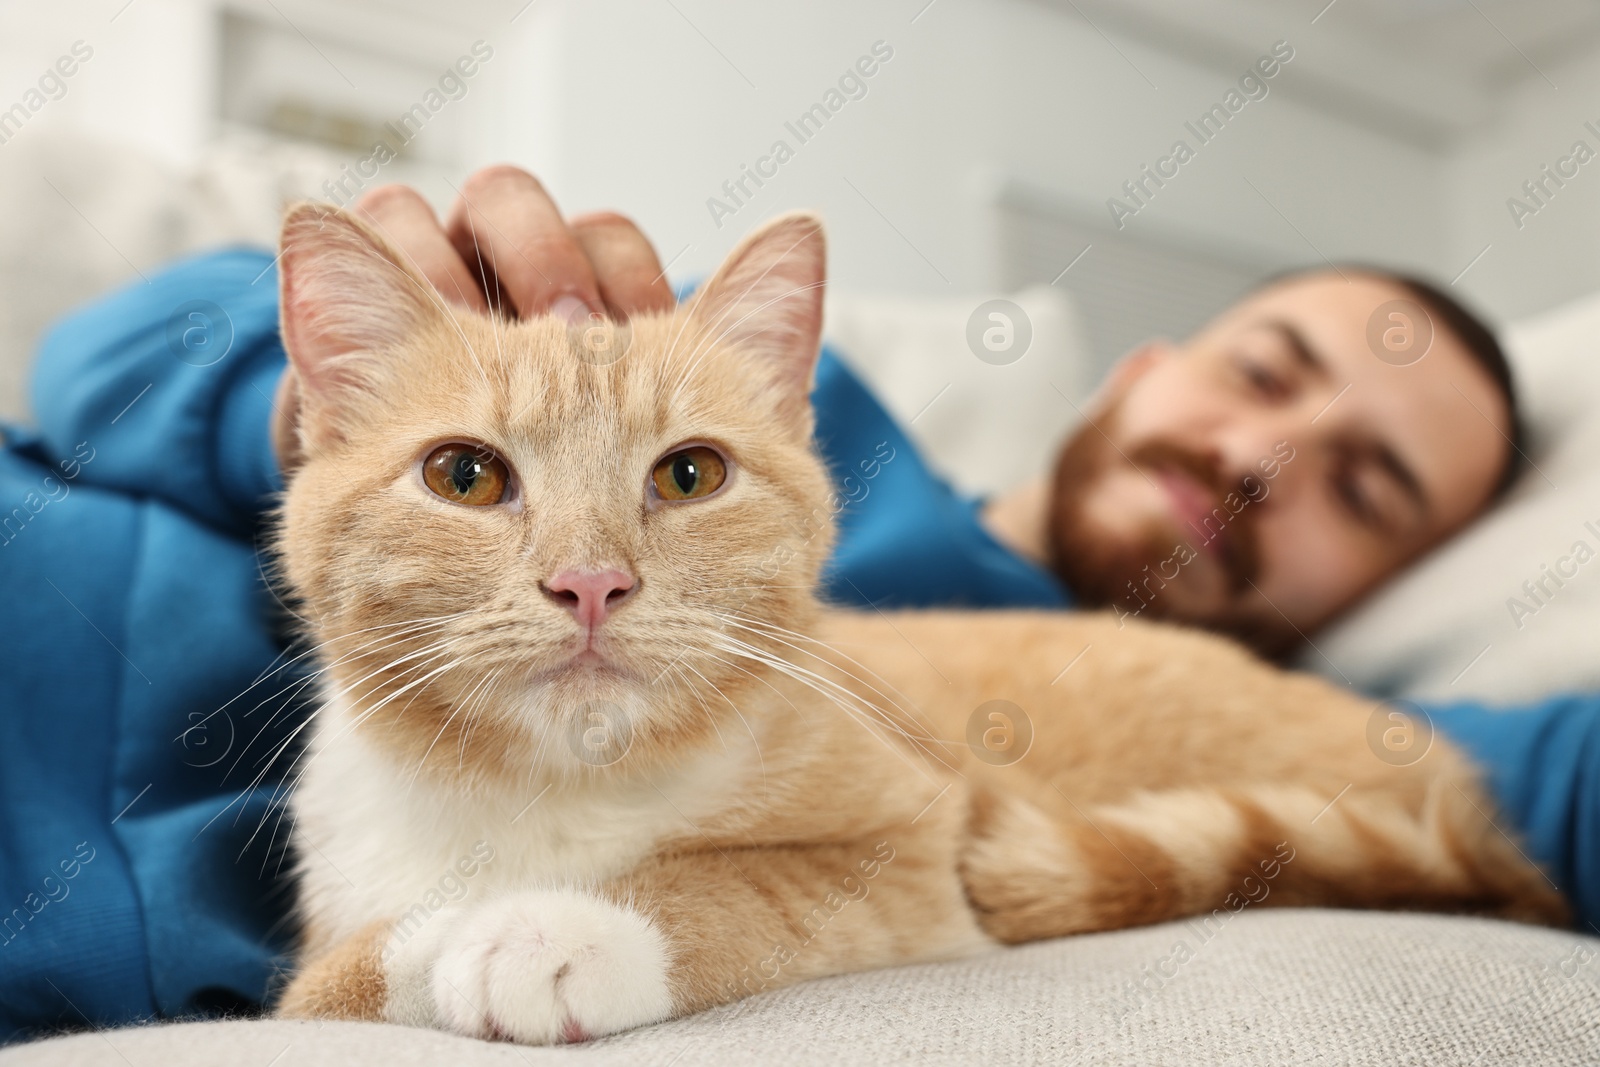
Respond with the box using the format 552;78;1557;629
272;165;675;470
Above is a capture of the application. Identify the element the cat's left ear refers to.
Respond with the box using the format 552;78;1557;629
278;202;443;447
688;212;825;421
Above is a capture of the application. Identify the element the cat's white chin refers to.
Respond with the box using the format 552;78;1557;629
430;889;675;1044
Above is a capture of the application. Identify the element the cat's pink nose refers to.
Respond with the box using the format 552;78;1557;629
541;568;637;629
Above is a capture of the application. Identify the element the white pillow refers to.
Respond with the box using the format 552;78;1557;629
1298;290;1600;703
824;285;1092;498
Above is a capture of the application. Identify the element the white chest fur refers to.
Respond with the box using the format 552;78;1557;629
289;696;759;941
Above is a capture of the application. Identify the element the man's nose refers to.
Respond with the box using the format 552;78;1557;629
1216;421;1306;502
540;568;638;629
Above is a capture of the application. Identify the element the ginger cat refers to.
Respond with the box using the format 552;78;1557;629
272;203;1565;1043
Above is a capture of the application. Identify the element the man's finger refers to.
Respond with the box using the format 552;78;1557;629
352;185;489;314
444;165;603;322
570;212;676;318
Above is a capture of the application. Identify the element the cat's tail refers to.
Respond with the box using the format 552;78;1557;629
960;777;1569;943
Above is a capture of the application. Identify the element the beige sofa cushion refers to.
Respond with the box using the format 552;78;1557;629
7;909;1598;1066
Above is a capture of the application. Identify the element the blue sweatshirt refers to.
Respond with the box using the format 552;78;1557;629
2;248;1595;1042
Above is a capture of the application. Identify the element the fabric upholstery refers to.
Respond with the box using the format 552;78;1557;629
8;909;1599;1066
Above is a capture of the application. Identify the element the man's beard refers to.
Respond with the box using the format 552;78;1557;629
1044;409;1300;658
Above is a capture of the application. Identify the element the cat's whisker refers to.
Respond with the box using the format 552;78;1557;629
253;528;313;630
445;661;500;773
694;650;820;793
269;800;303;881
243;646;470;865
693;583;815;595
669;659;769;789
232;638;468;854
406;651;499;789
459;205;513;388
226;618;472;756
658;274;724;393
227;711;324;855
720;613;937;716
221;622;466;788
713;612;952;763
313;642;469;753
708;635;952;788
193;612;470;745
674;660;739;760
240;657;449;850
699;649;804;720
386;648;476;742
718;635;958;782
212;628;459;824
219;614;467;771
708;645;908;774
457;666;508;773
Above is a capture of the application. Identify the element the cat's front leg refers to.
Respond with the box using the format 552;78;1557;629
425;837;985;1040
284;830;985;1043
425;889;673;1043
599;833;991;1020
279;891;674;1044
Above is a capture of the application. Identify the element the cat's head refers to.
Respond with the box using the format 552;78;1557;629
273;203;834;781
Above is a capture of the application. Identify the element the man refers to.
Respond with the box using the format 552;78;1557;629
819;264;1516;660
983;270;1516;655
0;165;1588;1042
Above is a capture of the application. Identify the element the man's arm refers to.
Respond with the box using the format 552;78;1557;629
28;168;674;536
30;246;287;538
1428;694;1600;932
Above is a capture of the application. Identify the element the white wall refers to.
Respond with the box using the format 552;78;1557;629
0;0;1589;332
0;0;216;165
1448;43;1600;322
494;0;1451;296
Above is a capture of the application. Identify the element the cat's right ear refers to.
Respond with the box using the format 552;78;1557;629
278;202;442;449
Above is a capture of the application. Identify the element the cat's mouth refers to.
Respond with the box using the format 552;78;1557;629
528;640;639;685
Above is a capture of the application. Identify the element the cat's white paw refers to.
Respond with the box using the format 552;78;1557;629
430;889;674;1044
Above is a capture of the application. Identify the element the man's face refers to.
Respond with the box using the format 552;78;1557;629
1047;271;1511;653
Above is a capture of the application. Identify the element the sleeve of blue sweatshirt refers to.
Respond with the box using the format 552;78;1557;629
1428;693;1600;932
29;247;286;538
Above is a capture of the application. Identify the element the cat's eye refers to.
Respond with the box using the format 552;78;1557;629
422;444;510;507
651;446;728;502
